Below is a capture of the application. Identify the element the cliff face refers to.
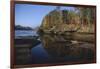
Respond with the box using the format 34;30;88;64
41;10;62;30
40;8;95;33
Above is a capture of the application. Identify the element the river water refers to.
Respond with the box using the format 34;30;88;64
14;30;95;65
15;30;37;37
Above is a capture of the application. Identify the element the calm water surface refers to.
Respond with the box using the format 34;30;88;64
15;31;95;65
15;30;37;37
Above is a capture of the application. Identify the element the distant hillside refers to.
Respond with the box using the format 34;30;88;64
15;25;33;30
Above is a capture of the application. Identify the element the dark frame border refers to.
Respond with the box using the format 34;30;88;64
10;1;96;68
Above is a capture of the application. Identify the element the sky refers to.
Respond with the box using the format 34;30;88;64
15;4;75;28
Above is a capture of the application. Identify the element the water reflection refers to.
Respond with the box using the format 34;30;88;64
31;34;94;64
15;34;95;65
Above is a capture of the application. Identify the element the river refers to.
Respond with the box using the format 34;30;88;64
14;30;95;65
15;30;37;38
